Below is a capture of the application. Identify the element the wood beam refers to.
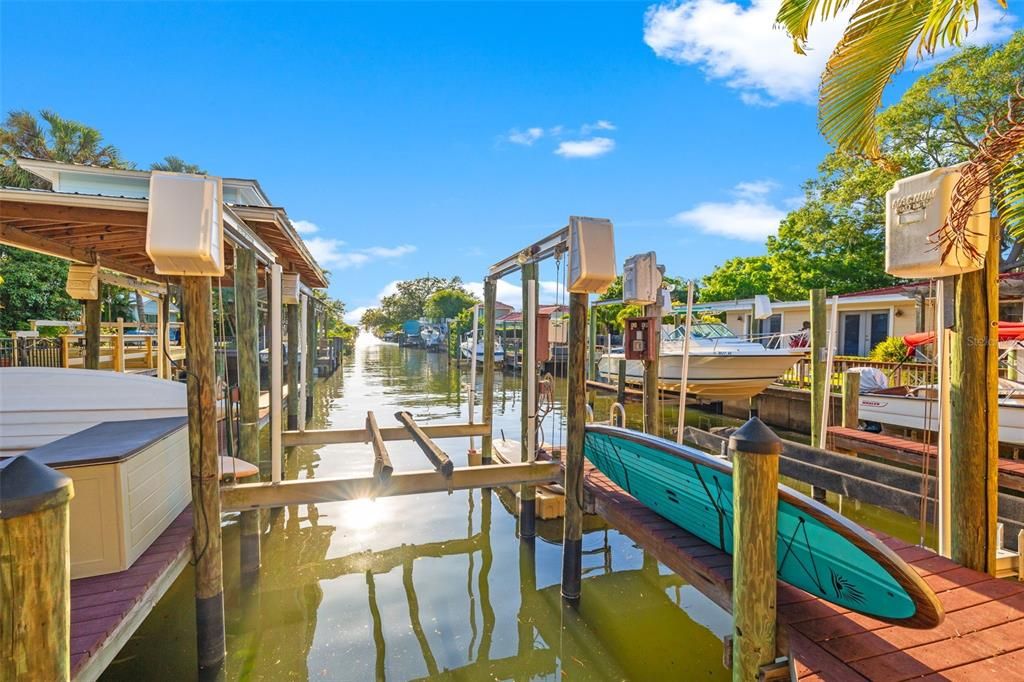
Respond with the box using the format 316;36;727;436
366;412;393;484
395;411;454;477
220;462;562;511
0;223;157;281
0;200;145;227
282;422;490;447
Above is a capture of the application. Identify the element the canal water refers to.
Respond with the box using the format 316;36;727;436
102;334;930;681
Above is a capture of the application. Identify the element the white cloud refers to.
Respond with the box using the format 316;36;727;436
305;238;417;270
580;120;616;134
344;305;369;324
555;137;616;159
377;280;400;299
292;219;319;235
643;0;1016;106
672;180;786;241
507;127;545;145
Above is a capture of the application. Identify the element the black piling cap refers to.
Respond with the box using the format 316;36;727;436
0;455;74;519
728;417;782;455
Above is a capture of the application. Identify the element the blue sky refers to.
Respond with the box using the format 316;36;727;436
1;1;1017;321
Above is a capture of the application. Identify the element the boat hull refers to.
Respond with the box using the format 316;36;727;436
584;425;942;628
858;392;1024;445
597;352;802;400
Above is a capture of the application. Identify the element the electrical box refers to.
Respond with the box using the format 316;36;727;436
624;317;657;362
885;164;990;278
146;171;224;276
281;273;300;305
66;264;100;300
568;216;616;294
753;295;773;320
623;251;661;305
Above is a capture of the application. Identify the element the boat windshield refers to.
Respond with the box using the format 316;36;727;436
664;322;737;341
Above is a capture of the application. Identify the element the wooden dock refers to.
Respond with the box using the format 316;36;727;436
827;426;1024;494
582;461;1024;680
70;509;192;681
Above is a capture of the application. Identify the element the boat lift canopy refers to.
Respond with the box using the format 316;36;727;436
903;321;1024;353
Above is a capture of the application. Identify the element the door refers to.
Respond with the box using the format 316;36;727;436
840;310;890;356
756;314;782;347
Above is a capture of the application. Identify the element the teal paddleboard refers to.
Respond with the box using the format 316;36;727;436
584;425;943;628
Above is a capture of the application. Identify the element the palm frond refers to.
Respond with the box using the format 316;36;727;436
919;0;984;56
819;0;934;157
776;0;856;53
995;156;1024;243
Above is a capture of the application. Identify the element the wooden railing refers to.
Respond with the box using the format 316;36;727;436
777;355;937;390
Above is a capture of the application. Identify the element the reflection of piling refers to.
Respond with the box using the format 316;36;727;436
562;291;588;601
287;300;300;431
0;456;74;681
729;418;781;682
366;571;386;682
235;247;262;589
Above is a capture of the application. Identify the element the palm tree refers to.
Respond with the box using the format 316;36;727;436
0;109;128;188
775;1;1022;239
150;155;207;174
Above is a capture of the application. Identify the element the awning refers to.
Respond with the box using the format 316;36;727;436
903;322;1024;353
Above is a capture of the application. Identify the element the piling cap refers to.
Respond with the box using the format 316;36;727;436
0;455;74;519
728;417;782;455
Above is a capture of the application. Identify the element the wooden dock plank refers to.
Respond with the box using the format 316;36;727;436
70;508;192;681
827;426;1024;493
580;459;1024;681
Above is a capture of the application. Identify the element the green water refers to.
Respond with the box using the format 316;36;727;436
102;335;931;681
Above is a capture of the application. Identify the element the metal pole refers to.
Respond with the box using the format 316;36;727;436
520;262;538;539
818;295;839;449
298;293;308;431
936;277;951;557
270;264;283;484
675;280;695;444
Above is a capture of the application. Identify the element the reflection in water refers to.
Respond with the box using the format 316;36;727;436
104;336;736;681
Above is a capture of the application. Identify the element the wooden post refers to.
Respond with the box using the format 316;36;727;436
270;265;283;483
520;261;537;539
482;278;497;465
728;418;781;681
561;291;588;601
234;249;261;588
842;370;861;429
643;300;662;436
305;295;316;420
84;297;101;370
61;334;71;368
809;288;827;502
181;276;226;671
617;357;627;406
161;293;172;379
286;299;299;431
949;223;999;573
588;304;597;381
115;318;126;373
0;456;74;681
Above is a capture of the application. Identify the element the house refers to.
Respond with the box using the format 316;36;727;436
696;275;1024;357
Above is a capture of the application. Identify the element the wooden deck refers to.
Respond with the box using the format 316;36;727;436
70;508;192;681
583;462;1024;681
827;426;1024;494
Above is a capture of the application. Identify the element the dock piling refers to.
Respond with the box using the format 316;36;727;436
305;294;316;420
0;456;74;682
520;261;538;539
287;294;299;431
182;275;226;672
643;298;662;436
729;418;781;682
235;249;262;588
482;278;496;465
561;291;588;602
809;288;827;502
841;370;860;429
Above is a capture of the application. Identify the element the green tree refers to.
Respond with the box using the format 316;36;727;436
360;276;469;335
151;156;207;174
0;109;128;188
0;247;80;331
424;287;478;321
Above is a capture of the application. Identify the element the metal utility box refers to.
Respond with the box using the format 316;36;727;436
624;317;657;361
146;171;224;276
66;263;100;300
885;164;990;277
568;216;616;294
623;251;661;305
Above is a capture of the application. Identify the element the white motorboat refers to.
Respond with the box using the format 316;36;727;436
597;322;804;400
420;326;442;348
858;379;1024;446
460;336;505;363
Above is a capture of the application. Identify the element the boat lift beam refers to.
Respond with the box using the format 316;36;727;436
221;462;561;511
488;225;569;279
282;422;490;447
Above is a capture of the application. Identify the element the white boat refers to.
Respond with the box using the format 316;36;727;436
460;336;505;363
420;326;442;348
0;367;187;456
597;322;804;400
858;379;1024;445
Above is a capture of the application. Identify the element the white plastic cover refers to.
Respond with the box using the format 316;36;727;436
850;367;889;394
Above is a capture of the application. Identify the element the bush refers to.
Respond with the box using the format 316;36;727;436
869;336;909;363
